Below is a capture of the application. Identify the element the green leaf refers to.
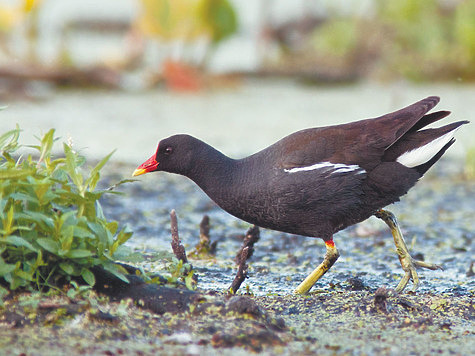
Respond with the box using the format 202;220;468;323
112;245;143;262
36;238;60;254
184;271;196;290
117;225;133;245
0;169;35;180
0;125;21;153
60;225;74;252
14;268;34;282
38;129;56;165
106;221;118;235
5;235;37;252
1;204;15;235
87;221;111;249
20;211;55;231
33;250;45;268
34;182;57;206
95;201;105;220
63;143;84;190
0;259;16;276
9;192;40;204
73;226;94;239
110;240;120;256
57;210;77;228
102;263;129;284
86;150;115;191
66;249;93;259
59;262;75;275
81;268;95;286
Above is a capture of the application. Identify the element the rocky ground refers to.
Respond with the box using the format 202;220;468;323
1;159;473;355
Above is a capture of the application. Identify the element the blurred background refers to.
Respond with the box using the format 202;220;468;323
0;0;474;165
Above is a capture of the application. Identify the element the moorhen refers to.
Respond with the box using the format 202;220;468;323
133;96;468;294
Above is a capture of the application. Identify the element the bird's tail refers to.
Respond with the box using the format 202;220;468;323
384;120;469;175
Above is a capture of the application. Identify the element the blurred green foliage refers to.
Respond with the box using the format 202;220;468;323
199;0;238;45
311;20;359;58
306;0;475;81
2;0;474;82
0;127;133;301
137;0;237;45
464;147;475;180
376;0;475;80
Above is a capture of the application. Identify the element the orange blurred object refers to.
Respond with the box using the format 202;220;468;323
162;59;203;92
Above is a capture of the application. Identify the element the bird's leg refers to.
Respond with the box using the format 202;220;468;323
294;239;340;294
374;209;442;293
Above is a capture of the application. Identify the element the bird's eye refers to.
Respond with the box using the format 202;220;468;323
164;147;173;155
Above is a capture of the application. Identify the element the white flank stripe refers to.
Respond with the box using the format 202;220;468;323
284;161;365;174
396;129;458;168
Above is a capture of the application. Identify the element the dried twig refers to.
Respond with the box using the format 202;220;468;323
200;215;210;244
229;225;260;294
190;215;217;257
170;209;188;264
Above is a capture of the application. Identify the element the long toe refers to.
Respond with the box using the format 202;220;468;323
395;256;443;293
413;259;443;270
395;272;412;293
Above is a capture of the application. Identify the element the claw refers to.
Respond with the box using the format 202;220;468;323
375;209;442;293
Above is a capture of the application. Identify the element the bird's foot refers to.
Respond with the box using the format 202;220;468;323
294;239;339;294
394;247;443;293
375;209;442;293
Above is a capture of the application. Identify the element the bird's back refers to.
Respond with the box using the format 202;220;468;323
212;97;467;237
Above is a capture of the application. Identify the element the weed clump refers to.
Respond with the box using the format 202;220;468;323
0;126;133;302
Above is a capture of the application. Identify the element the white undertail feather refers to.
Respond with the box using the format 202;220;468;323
396;128;459;168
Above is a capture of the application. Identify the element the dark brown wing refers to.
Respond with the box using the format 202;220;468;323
268;96;441;170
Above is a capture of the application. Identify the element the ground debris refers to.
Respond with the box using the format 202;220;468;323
211;328;286;352
373;287;389;313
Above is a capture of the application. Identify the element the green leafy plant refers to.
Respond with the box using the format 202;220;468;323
0;126;134;301
166;257;196;290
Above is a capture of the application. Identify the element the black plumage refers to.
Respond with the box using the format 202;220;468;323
133;96;468;293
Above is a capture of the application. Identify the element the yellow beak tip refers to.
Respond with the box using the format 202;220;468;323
132;168;147;177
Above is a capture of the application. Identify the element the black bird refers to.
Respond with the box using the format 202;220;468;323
133;96;468;293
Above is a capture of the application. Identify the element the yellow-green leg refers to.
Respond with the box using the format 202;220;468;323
375;209;442;293
294;239;340;294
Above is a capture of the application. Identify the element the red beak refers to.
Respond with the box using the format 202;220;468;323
133;154;159;176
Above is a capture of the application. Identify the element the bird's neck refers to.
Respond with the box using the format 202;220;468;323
185;144;239;198
185;144;272;221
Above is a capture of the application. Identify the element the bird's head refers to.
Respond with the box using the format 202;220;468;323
132;134;202;177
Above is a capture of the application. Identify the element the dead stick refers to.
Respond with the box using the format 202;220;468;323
229;225;260;294
199;215;210;244
170;209;188;264
194;214;217;255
